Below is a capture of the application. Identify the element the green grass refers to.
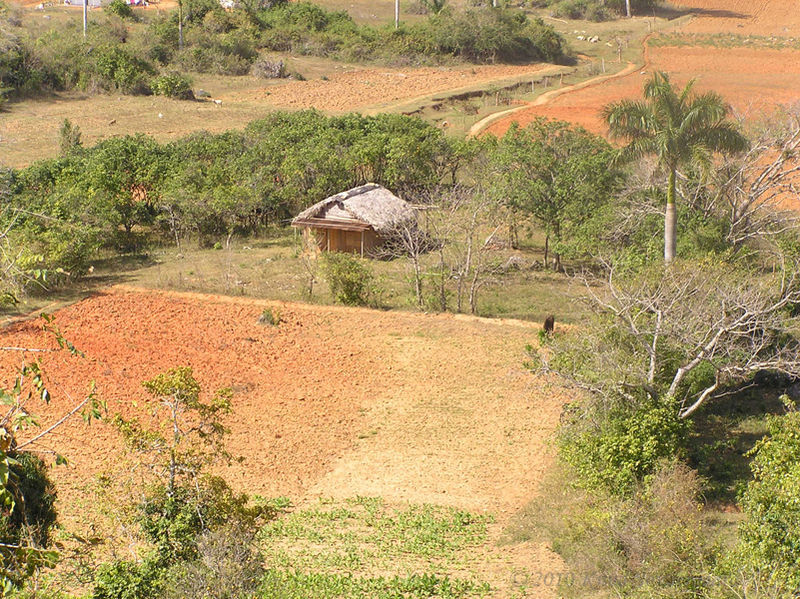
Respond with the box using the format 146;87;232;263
66;229;590;324
258;497;492;598
258;570;490;599
688;385;786;505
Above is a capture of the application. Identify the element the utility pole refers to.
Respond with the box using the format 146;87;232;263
395;0;399;29
83;0;87;38
178;0;184;49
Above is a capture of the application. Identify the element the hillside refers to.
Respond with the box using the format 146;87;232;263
0;287;567;597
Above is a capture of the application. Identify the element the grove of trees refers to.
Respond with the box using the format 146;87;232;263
0;0;567;105
2;64;800;598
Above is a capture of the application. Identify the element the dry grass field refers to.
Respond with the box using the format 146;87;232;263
0;60;565;168
0;0;658;167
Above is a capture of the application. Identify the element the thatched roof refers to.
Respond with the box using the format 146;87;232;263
292;184;415;234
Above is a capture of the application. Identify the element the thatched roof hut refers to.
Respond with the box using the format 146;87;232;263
292;183;415;255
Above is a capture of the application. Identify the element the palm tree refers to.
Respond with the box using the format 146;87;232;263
602;71;748;263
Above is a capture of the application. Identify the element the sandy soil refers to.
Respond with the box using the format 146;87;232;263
0;287;566;595
484;45;800;138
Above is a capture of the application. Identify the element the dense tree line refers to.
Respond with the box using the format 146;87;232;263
3;111;453;282
530;0;658;21
0;0;566;104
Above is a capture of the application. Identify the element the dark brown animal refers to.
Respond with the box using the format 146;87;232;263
543;314;555;336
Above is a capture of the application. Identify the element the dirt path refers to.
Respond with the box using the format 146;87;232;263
468;61;639;137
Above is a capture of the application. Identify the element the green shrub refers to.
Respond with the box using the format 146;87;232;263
551;0;614;21
558;398;691;495
173;45;251;75
258;307;281;326
94;46;154;94
16;224;100;285
150;71;194;99
0;452;59;588
738;397;800;590
323;252;379;307
105;0;135;20
254;2;565;64
93;559;163;599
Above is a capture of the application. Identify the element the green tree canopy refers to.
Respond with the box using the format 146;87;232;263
603;71;748;263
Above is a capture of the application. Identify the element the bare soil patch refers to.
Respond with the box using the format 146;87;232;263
1;286;566;595
484;46;800;138
0;285;565;530
228;63;554;113
674;0;800;36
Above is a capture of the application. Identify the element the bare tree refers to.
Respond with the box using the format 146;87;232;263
447;187;506;314
539;256;800;419
376;218;433;309
715;109;800;246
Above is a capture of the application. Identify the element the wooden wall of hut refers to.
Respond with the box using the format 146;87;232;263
305;228;380;256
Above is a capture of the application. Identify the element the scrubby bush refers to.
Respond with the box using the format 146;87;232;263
254;2;565;64
552;0;611;21
515;461;713;598
323;252;380;306
737;397;800;591
93;369;277;599
94;46;154;94
150;71;194;99
58;118;82;156
558;398;690;495
105;0;135;20
163;522;264;599
249;54;286;78
539;0;656;18
419;8;566;63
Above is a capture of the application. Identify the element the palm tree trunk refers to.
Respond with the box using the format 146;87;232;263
665;169;677;263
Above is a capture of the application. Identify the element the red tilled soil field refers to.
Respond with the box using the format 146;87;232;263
0;287;566;520
484;46;800;138
675;0;800;36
